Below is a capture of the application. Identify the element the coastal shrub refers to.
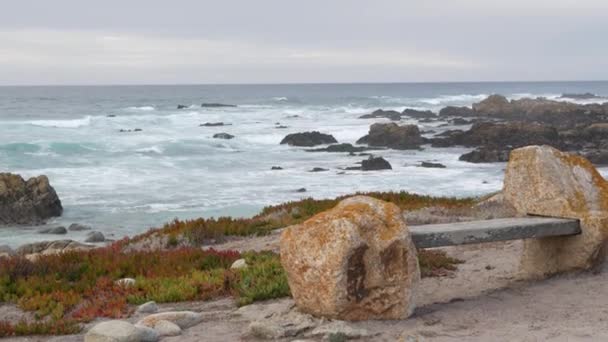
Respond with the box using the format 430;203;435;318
131;191;475;245
0;319;80;338
232;251;290;306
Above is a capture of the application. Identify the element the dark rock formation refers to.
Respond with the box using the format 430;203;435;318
306;143;373;153
213;133;235;140
357;123;423;150
361;156;392;171
85;231;106;243
439;106;475;117
295;188;307;193
420;162;446;168
271;166;283;170
69;223;91;231
200;122;229;127
201;103;237;108
359;109;402;121
280;131;338;147
459;148;510;163
177;104;189;109
119;128;143;133
402;108;435;119
559;93;601;100
38;226;67;234
309;168;329;172
0;173;62;225
449;118;472;125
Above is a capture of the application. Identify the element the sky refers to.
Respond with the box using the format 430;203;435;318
0;0;607;85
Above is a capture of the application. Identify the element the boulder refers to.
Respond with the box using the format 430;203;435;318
68;223;91;231
201;103;237;108
439;106;475;117
503;145;608;278
177;104;188;109
200;122;229;127
280;196;420;320
271;166;283;170
359;109;402;121
306;143;372;153
361;157;392;171
459;148;510;163
137;311;203;329
419;162;446;168
212;133;235;140
309;167;329;172
280;132;338;147
85;231;106;243
356;123;423;150
231;258;248;269
85;320;158;342
148;320;181;337
0;173;62;225
401;109;435;119
136;301;159;314
38;226;67;234
16;239;94;256
472;94;514;117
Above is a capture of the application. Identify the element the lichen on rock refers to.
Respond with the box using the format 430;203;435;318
280;196;420;320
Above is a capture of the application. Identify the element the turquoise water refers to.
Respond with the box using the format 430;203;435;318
1;82;608;246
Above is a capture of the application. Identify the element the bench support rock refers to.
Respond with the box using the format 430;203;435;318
280;196;420;320
504;145;608;278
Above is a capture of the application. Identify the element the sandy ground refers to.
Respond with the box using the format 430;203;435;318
4;236;608;341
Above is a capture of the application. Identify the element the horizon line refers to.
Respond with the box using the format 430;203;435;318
1;79;608;87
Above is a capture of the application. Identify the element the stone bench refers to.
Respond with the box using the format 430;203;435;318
410;216;581;249
280;145;608;321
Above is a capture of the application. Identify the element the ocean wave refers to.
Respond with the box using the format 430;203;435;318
0;143;41;153
419;94;489;106
26;116;92;128
49;142;99;155
125;106;155;111
271;97;289;102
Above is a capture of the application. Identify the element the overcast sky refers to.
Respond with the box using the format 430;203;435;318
1;0;607;85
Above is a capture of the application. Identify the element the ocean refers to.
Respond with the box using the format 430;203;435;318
2;81;608;247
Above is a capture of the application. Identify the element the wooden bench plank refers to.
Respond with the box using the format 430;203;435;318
410;217;581;249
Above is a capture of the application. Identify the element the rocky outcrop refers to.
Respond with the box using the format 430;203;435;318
306;143;373;153
85;231;106;243
38;226;67;234
16;240;95;258
200;122;229;127
359;109;401;121
357;123;423;150
361;156;392;171
0;173;62;225
419;161;446;168
280;131;338;147
201;103;237;108
439;106;475;117
459;148;510;163
280;196;420;320
177;104;188;109
401;109;435;119
503;146;608;278
213;133;235;139
136;311;203;329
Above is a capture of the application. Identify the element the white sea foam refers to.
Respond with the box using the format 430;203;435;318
26;116;92;128
125;106;155;111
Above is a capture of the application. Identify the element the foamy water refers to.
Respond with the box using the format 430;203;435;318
1;82;607;247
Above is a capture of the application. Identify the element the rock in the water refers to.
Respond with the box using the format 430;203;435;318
200;122;229;127
295;188;307;193
85;320;158;342
306;143;372;153
177;104;188;109
361;156;392;171
280;196;420;320
38;226;67;234
68;223;91;231
472;94;513;117
419;161;446;168
0;173;63;225
148;320;181;337
280;131;338;147
439;106;475;117
459;148;510;163
359;109;402;121
559;92;600;100
309;167;329;172
137;311;203;329
231;258;248;269
85;231;106;243
356;123;423;150
137;301;159;314
213;133;235;139
503;145;608;278
201;103;237;108
271;166;284;170
402;108;435;119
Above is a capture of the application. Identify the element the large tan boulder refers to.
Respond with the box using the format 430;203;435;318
504;145;608;278
280;196;420;320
